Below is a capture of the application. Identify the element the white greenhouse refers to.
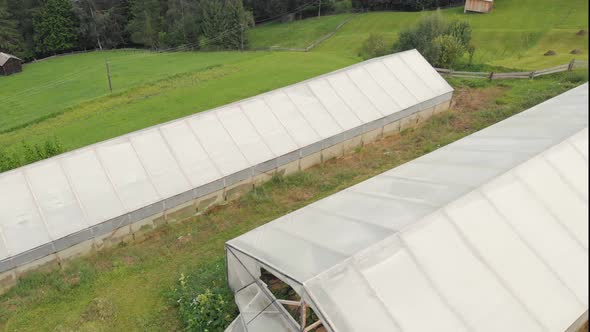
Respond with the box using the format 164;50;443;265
225;83;589;332
0;50;453;291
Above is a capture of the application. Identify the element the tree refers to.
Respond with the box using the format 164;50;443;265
6;0;41;59
432;34;464;67
163;0;201;47
394;12;472;67
199;0;252;50
74;0;130;50
358;33;388;60
33;0;79;55
0;0;25;55
126;0;163;48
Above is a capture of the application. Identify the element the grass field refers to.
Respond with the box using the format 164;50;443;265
0;0;587;163
0;73;586;331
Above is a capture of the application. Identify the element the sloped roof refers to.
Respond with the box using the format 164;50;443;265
0;52;22;66
0;50;453;274
226;83;588;332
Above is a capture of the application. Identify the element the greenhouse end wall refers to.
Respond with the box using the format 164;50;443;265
0;95;453;294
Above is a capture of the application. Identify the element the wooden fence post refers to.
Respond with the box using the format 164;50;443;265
529;71;535;79
488;72;494;81
568;59;576;71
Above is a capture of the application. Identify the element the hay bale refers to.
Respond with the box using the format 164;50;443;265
570;49;583;54
576;29;587;36
544;50;557;56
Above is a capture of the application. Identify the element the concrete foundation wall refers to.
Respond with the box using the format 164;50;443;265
0;98;452;295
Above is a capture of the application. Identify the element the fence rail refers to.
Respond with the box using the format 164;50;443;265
435;59;588;80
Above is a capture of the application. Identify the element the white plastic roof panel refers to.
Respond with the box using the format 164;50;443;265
263;91;321;147
24;161;87;240
61;149;125;226
346;66;398;116
159;120;221;187
381;55;434;102
0;171;51;254
363;60;418;110
401;213;542;332
307;79;363;131
227;83;588;332
399;50;453;95
217;106;275;165
188;111;251;176
130;129;192;199
96;139;160;211
361;241;469;332
0;50;456;276
284;84;343;139
325;72;383;123
239;99;299;156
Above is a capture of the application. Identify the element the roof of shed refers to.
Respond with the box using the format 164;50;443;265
0;52;22;66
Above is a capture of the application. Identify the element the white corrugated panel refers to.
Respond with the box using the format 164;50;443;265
159;120;221;187
263;91;321;147
446;191;584;332
307;79;362;131
399;50;453;95
484;173;589;306
284;84;342;139
217;106;275;165
403;212;543;332
96;139;160;211
361;242;470;332
325;72;383;123
25;160;87;239
0;172;50;254
382;55;434;102
130;129;192;198
346;66;397;116
188;112;250;176
364;60;418;110
516;157;589;249
61;149;125;226
240;98;299;156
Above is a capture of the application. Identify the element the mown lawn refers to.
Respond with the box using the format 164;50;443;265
0;73;586;331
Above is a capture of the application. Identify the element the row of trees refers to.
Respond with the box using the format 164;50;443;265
351;0;463;11
0;0;254;60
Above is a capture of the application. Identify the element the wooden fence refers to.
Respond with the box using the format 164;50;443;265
436;59;588;80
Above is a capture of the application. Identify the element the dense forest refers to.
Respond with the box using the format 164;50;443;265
0;0;461;61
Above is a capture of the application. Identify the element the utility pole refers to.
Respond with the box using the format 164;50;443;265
105;60;113;93
318;0;322;17
240;24;244;52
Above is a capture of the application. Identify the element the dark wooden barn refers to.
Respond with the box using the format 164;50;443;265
0;52;23;76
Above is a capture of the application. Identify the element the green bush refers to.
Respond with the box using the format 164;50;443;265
433;35;465;68
358;33;389;60
394;12;473;68
0;137;64;173
174;258;237;332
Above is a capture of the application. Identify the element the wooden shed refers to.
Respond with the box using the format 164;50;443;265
464;0;493;13
0;52;23;76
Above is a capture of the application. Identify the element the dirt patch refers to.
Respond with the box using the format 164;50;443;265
576;29;587;36
570;49;583;54
544;50;557;56
81;298;116;322
450;86;507;113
